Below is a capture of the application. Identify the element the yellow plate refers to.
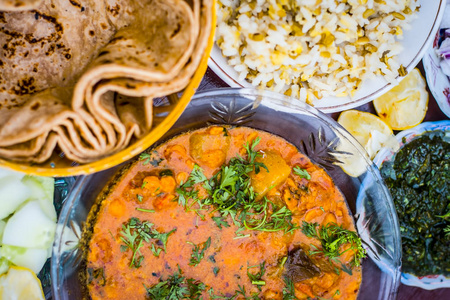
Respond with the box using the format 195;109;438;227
0;2;216;177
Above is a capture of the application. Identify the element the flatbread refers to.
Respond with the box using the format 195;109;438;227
0;0;211;164
0;0;118;109
0;0;43;11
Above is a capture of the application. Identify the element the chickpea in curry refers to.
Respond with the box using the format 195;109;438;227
85;126;364;299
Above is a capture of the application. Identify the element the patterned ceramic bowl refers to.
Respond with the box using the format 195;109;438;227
374;120;450;290
423;1;450;118
52;88;402;299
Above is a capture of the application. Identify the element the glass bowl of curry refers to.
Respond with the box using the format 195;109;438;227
51;88;402;300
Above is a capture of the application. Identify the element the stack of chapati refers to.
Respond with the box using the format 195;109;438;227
0;0;212;163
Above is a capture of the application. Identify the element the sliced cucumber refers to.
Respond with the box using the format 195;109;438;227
21;176;56;221
0;221;5;242
0;245;47;274
2;200;56;249
0;176;31;220
0;257;10;275
0;168;24;181
22;175;54;202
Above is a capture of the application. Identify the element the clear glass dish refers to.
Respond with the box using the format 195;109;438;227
37;176;76;299
51;88;401;299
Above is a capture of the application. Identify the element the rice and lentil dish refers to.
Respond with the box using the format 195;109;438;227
216;0;419;102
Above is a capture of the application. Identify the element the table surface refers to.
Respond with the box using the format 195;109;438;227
199;64;450;300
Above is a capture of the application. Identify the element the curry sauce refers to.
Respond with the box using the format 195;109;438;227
84;126;363;299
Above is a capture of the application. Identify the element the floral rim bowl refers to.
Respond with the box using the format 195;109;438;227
423;0;450;118
374;120;450;290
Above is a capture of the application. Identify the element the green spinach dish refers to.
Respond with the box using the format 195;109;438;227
380;131;450;276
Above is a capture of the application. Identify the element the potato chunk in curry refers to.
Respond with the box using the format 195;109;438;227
189;126;230;169
250;150;291;198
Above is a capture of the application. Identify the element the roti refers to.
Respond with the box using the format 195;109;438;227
0;0;211;163
0;0;43;11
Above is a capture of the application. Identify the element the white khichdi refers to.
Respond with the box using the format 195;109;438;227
216;0;419;103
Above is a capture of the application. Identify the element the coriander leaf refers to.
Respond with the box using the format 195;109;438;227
139;153;152;165
300;221;320;239
187;237;212;266
145;267;199;299
119;218;153;268
152;228;177;252
340;263;353;275
191;164;208;184
175;165;207;216
300;221;367;268
293;166;311;180
136;208;155;213
139;153;163;166
247;261;266;291
212;216;230;229
282;276;298;300
151;244;162;257
187;278;206;300
119;218;176;268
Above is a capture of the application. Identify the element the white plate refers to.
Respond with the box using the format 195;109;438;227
423;0;450;118
209;0;446;113
374;120;450;290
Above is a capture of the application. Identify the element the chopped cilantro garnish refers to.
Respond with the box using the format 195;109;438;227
300;221;366;268
135;208;155;213
212;216;230;229
175;138;299;236
145;266;205;300
293;166;311;180
139;152;163;166
247;261;266;291
187;237;211;266
119;218;176;267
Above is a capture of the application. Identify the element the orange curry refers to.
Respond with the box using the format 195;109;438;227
85;126;362;299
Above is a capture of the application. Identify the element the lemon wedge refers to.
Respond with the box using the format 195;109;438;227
332;137;369;178
373;68;428;130
338;109;393;146
0;266;45;300
338;110;399;161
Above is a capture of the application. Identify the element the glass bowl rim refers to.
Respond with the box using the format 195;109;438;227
51;87;402;299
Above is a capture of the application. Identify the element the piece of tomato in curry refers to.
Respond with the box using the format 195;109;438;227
84;126;362;299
